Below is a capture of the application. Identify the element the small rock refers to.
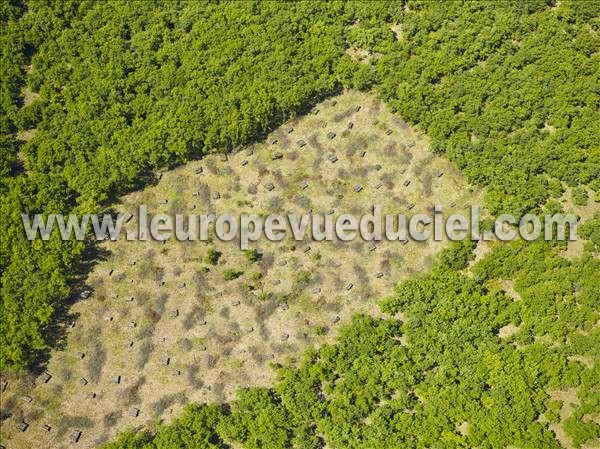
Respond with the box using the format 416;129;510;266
39;372;52;384
69;430;82;443
80;290;91;299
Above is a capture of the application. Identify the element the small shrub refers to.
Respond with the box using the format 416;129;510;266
223;269;242;281
314;325;328;336
244;249;261;262
572;186;588;206
293;270;311;286
243;272;262;292
204;247;221;265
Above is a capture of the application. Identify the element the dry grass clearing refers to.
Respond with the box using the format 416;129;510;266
1;91;483;448
559;186;599;261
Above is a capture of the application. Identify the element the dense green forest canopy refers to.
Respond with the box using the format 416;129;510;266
1;0;599;447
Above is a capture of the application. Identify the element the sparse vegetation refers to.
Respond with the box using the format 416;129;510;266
223;269;243;281
243;249;261;263
204;248;221;266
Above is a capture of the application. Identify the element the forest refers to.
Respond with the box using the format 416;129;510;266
1;0;598;448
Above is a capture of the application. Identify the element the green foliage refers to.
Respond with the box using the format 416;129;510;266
222;268;242;281
204;247;220;266
292;270;312;287
313;325;327;336
579;212;600;252
242;271;262;293
572;186;589;206
545;399;562;424
432;239;476;272
346;20;395;53
243;249;261;263
217;388;294;449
